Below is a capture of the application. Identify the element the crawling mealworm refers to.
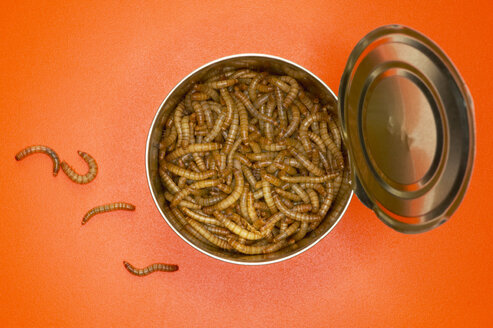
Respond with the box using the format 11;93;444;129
214;211;263;240
81;202;135;225
222;110;239;154
281;103;300;138
191;92;210;101
15;145;60;176
123;261;178;276
61;151;98;184
291;184;311;203
194;84;220;102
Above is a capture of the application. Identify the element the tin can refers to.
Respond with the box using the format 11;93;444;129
146;25;475;264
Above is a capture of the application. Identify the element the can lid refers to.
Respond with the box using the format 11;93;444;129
338;25;475;233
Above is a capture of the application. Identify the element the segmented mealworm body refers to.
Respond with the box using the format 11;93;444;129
61;151;98;184
164;162;216;180
234;89;278;126
281;103;300;138
220;88;235;129
208;79;238;89
279;76;299;108
15;145;60;176
82;202;135;225
123;261;178;276
287;146;324;176
214;211;263;240
194;84;220;102
272;193;321;222
204;168;243;211
166;143;222;161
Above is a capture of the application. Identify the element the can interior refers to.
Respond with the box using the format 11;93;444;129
146;54;353;265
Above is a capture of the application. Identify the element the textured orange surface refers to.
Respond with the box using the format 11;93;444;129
1;1;492;327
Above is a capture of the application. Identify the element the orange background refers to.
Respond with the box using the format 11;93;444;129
1;1;492;327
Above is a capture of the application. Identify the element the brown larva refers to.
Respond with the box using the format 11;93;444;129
15;145;60;176
61;151;98;184
81;202;135;225
123;261;178;276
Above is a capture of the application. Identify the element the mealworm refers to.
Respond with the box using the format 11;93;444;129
280;103;300;138
320;121;344;170
287;146;324;176
191;92;209;101
257;84;274;93
306;188;320;212
165;143;222;161
207;79;238;89
298;90;314;110
214;211;263;240
81;202;135;225
123;261;178;276
234;89;278;126
272;193;321;222
279;76;299;108
292;221;309;241
205;224;232;236
279;171;339;184
163;162;216;180
273;221;300;242
173;102;185;148
291;184;311;203
187;218;233;250
164;192;201;209
204;168;243;211
181;115;190;148
248;72;267;102
194;84;220;102
267;76;290;93
193;194;227;207
219;88;235;130
328;115;342;150
15;145;60;176
61;151;98;184
222;110;239;154
181;207;221;225
171;178;222;207
274;187;302;201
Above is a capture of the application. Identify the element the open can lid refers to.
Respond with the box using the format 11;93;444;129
338;25;475;233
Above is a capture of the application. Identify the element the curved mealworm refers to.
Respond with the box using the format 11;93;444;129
15;145;60;176
306;188;320;212
214;211;263;240
181;115;190;148
180;207;221;225
191;92;210;101
163;162;216;180
290;184;311;204
253;93;271;110
287;146;324;176
123;261;178;276
273;221;300;242
274;187;302;201
279;76;299;108
173;102;185;148
298;90;314;110
81;202;135;225
164;192;201;209
187;218;233;250
267;76;290;93
233;89;278;126
292;221;309;241
194;84;220;102
272;193;321;222
280;103;300;138
61;151;98;184
248;72;267;102
203;168;243;211
171;178;222;207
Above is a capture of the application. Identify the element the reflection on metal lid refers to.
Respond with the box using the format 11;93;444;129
339;25;475;233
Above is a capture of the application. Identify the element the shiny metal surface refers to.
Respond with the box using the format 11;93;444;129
339;25;475;233
146;54;353;265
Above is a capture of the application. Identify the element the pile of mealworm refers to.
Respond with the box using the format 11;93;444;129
15;145;178;276
158;68;347;255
